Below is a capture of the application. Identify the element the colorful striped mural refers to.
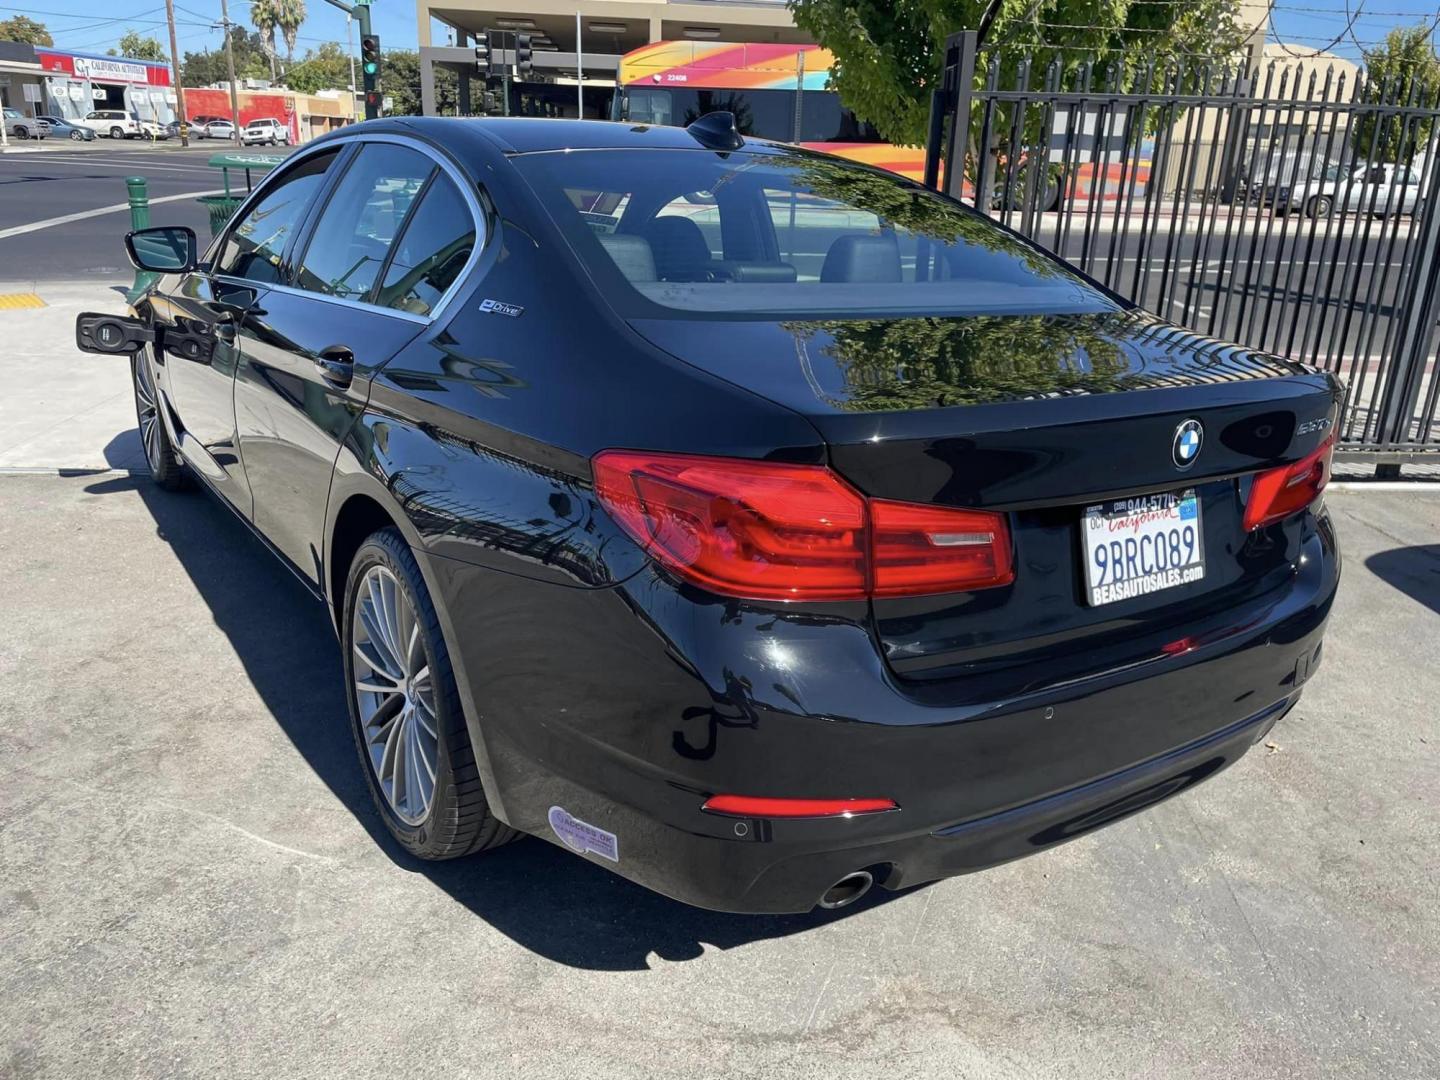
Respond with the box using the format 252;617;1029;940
618;41;835;91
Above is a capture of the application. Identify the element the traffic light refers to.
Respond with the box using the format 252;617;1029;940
360;33;381;120
482;90;499;113
515;32;532;74
473;32;489;73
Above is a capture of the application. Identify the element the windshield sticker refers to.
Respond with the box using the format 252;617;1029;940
479;299;524;317
548;806;619;862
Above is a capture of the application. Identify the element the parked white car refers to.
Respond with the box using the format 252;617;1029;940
1276;161;1424;219
240;118;291;146
2;108;48;140
77;110;146;139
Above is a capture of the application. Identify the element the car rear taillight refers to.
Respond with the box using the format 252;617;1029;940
701;795;898;818
1243;434;1335;531
592;450;1014;602
869;499;1014;596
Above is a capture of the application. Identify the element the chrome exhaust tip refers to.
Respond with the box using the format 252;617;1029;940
818;870;874;910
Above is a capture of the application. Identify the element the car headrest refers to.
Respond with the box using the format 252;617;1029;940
820;233;902;283
644;216;712;280
598;233;657;283
723;262;800;283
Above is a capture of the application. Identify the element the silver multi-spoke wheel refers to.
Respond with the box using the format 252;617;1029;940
352;565;439;825
134;353;162;472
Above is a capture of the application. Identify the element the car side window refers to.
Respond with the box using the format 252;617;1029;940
374;172;479;316
292;143;432;302
215;149;339;284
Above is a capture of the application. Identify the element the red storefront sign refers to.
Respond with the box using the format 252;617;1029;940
36;48;172;87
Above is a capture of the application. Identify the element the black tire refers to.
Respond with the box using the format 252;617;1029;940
131;349;192;491
70;129;83;141
342;528;516;860
1307;195;1334;220
109;126;124;139
14;126;28;139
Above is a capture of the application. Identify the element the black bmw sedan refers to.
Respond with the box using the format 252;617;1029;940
78;115;1340;914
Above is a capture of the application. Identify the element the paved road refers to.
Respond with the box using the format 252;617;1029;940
0;142;293;286
0;473;1436;1079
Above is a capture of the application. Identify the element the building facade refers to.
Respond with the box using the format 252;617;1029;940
35;46;176;125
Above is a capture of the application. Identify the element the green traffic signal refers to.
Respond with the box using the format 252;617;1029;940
363;60;378;75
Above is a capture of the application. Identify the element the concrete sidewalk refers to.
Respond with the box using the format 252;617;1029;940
0;280;143;472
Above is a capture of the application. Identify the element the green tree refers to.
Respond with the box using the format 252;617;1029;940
0;15;53;45
182;27;272;86
250;0;280;76
1351;25;1440;163
281;40;351;93
110;29;167;61
275;0;307;61
788;0;1248;148
380;48;458;116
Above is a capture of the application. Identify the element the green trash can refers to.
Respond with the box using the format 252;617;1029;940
197;194;245;237
200;152;286;235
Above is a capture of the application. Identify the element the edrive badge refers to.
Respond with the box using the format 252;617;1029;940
1172;419;1204;469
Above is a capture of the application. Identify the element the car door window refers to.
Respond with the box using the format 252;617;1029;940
374;172;479;316
215;149;339;284
293;143;432;302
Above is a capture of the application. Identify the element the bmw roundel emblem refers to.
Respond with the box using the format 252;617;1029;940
1172;419;1204;469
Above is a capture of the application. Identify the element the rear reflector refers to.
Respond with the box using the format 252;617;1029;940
1243;434;1335;531
592;450;1013;602
701;795;898;818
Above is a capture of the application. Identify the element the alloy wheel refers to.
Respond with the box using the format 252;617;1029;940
351;565;439;825
134;354;163;472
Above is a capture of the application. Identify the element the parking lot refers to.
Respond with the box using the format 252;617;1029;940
0;281;1436;1080
0;471;1436;1079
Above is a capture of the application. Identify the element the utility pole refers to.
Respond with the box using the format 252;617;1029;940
575;12;582;117
218;0;241;134
163;0;190;146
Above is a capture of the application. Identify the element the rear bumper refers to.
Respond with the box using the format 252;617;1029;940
438;510;1338;914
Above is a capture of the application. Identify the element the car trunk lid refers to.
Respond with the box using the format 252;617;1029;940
628;309;1341;692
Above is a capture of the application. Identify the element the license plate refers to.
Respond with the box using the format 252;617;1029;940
1082;489;1205;606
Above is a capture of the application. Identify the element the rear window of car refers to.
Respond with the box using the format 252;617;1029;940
511;148;1115;320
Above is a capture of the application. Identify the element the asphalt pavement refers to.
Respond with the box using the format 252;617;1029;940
0;141;292;286
0;473;1436;1079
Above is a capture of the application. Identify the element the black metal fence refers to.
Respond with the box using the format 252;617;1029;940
930;31;1440;465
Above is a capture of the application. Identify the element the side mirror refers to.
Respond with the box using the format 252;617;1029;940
124;225;198;274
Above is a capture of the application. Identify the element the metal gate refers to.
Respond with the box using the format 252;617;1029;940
928;31;1440;466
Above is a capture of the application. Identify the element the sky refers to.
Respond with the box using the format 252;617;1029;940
5;0;1438;66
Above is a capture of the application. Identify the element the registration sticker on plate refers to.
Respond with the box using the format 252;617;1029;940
1083;489;1205;606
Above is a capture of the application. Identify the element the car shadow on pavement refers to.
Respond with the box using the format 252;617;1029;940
87;472;909;971
1365;544;1440;617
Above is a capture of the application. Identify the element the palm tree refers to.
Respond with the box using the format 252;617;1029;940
274;0;306;62
250;0;279;78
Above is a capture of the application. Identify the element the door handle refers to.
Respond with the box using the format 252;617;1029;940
314;345;355;387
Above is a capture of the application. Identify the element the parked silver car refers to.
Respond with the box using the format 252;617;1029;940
1276;161;1424;219
35;114;96;141
3;108;48;140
